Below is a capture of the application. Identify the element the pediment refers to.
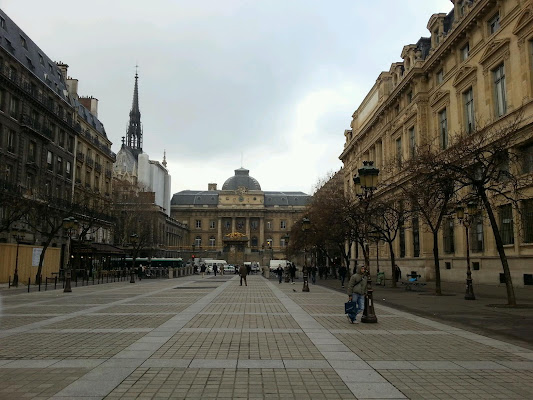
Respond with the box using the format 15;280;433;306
453;65;477;88
479;38;511;68
512;5;533;38
429;90;449;107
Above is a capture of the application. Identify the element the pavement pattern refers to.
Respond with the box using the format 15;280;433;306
1;274;532;399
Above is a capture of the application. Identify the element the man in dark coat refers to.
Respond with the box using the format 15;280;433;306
239;264;248;286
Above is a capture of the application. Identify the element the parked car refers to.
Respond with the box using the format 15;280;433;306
251;263;261;273
224;265;235;274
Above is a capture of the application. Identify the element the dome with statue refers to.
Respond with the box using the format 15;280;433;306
222;168;261;191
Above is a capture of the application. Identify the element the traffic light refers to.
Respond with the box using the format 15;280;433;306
192;255;195;260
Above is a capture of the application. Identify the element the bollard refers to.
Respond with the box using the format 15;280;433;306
38;277;41;291
28;277;30;292
45;278;48;291
92;275;94;285
75;273;78;287
8;276;11;288
55;276;57;290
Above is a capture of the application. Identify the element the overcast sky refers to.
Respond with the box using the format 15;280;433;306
2;0;452;195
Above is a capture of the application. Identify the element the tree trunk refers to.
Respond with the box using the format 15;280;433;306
479;189;516;305
432;231;442;295
388;241;397;288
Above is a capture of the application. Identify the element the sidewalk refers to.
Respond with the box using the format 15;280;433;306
315;276;533;349
1;275;532;399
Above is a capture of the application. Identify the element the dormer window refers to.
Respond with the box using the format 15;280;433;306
461;43;470;61
407;91;413;104
0;17;5;30
437;69;444;84
38;53;44;66
458;1;465;17
20;35;27;49
489;13;500;35
434;29;440;45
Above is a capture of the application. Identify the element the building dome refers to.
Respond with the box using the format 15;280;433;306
222;168;261;191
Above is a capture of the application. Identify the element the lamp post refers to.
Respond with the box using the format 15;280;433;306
12;231;25;287
353;161;380;323
130;234;138;283
63;217;79;293
302;217;310;292
455;201;477;300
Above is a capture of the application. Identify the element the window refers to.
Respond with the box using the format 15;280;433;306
434;29;440;45
461;43;470;61
408;127;416;158
458;0;465;17
521;143;533;174
493;64;506;117
396;137;402;167
464;87;475;133
407;91;413;104
195;220;202;229
0;88;5;111
9;96;19;119
224;220;231;230
7;130;15;153
443;217;455;254
66;161;71;179
251;237;258;247
499;204;514;245
209;220;216;229
281;237;287;248
26;173;34;189
523;199;533;243
59;130;65;147
470;215;484;252
439;109;448;149
498;151;510;181
28;141;36;162
437;69;444;84
57;156;63;175
209;236;216;247
38;53;44;66
413;216;420;257
489;13;500;34
0;17;5;29
194;236;202;247
280;220;286;229
399;225;406;258
67;135;74;153
266;221;272;230
47;151;53;171
20;35;27;49
250;220;258;231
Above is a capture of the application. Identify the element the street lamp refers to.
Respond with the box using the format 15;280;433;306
12;230;25;287
302;217;310;292
130;234;138;283
455;201;478;300
63;217;79;293
353;160;380;323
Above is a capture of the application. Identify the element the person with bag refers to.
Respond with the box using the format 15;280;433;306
346;266;368;324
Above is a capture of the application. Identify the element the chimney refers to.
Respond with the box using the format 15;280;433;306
56;61;68;81
208;183;217;191
79;96;99;118
66;78;78;98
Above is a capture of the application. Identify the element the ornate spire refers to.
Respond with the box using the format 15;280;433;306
126;70;142;150
162;150;167;168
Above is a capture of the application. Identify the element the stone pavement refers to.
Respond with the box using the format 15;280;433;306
0;275;532;399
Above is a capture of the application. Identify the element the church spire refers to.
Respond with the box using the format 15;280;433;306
126;69;142;150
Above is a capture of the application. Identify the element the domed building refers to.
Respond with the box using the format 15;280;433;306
170;168;311;264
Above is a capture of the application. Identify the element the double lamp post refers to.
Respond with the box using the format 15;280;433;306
455;201;478;300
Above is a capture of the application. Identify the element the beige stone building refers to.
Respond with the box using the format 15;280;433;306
170;168;310;265
340;0;533;287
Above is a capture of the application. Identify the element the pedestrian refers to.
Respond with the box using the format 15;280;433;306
290;263;296;284
318;265;323;280
213;263;218;277
346;266;368;324
276;265;283;284
310;265;317;284
339;264;347;288
394;264;402;282
247;264;251;275
200;264;206;278
239;264;248;286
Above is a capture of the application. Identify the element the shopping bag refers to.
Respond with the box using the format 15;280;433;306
345;301;355;314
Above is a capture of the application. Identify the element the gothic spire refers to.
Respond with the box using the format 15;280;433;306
126;70;142;150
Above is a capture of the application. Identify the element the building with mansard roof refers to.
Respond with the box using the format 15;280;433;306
171;167;311;265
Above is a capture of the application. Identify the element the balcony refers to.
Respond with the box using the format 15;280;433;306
76;152;85;162
95;162;102;173
105;169;112;179
86;157;94;168
20;114;52;140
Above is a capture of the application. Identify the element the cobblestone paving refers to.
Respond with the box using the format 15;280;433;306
0;275;532;399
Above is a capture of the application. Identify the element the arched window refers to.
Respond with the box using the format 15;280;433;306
195;236;202;247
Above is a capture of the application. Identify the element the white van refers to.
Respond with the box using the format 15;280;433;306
269;260;290;272
203;259;227;273
244;262;261;273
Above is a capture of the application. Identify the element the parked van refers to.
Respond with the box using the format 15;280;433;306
203;259;227;273
244;261;261;273
269;260;291;272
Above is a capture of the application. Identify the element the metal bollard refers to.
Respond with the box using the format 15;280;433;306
45;278;48;291
8;276;11;288
38;277;41;291
28;278;30;293
55;276;57;290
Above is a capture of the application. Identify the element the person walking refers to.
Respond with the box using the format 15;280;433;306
290;263;296;284
200;264;206;278
213;263;218;277
310;265;317;284
394;264;402;282
346;266;368;324
239;264;248;286
339;264;347;288
276;265;283;284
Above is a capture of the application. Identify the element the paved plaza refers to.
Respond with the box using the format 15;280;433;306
1;275;533;399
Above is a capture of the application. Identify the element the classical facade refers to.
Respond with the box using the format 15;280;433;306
170;168;311;264
340;0;533;286
113;73;185;256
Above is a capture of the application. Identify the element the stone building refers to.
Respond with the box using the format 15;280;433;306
113;73;186;256
170;167;310;265
340;0;533;286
